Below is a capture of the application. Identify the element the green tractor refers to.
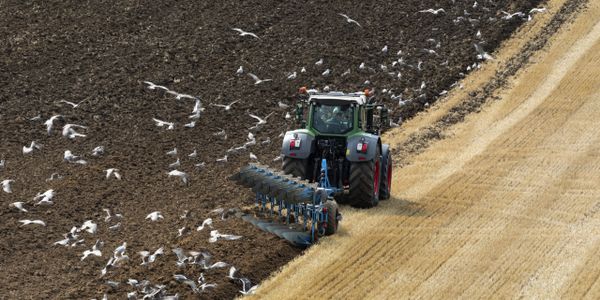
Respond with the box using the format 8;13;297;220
231;88;392;246
282;87;392;208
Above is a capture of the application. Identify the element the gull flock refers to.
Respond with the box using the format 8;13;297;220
1;3;546;298
3;85;258;298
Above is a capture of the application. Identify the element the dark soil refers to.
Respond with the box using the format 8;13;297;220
0;0;544;298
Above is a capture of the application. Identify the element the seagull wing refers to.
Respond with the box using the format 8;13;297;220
247;73;260;82
248;114;263;122
349;19;361;27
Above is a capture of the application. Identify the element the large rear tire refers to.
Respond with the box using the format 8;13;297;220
348;146;381;208
379;144;392;200
282;157;309;180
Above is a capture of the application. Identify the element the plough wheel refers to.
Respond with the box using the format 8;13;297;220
324;200;339;235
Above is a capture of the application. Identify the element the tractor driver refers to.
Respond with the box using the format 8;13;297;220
325;106;352;133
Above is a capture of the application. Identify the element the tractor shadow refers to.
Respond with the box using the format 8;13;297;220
336;196;428;221
374;196;428;217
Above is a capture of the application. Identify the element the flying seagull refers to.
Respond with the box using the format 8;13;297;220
338;13;361;27
196;218;213;231
152;118;175;130
168;170;189;185
34;189;55;206
418;8;446;15
59;99;86;108
143;81;170;91
81;240;103;261
2;179;14;193
211;100;240;111
232;28;259;39
474;43;493;60
19;219;46;226
9;202;27;212
248;73;272;85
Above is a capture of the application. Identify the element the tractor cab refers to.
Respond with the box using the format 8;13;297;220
295;88;388;137
311;99;355;135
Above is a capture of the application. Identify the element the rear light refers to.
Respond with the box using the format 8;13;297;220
356;142;368;153
289;138;301;150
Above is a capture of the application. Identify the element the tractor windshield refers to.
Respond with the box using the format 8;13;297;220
312;103;354;134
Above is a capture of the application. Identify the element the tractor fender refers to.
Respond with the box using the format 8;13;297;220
346;133;381;162
281;129;315;159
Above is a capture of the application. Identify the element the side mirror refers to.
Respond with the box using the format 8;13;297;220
295;102;304;124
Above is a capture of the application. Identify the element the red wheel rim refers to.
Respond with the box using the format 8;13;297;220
374;160;380;195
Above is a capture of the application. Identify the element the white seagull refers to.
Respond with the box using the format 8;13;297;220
23;141;42;154
196;218;213;231
146;211;164;221
166;148;177;156
166;90;199;101
92;146;105;156
143;81;170;91
59;99;86;108
44;115;63;135
34;189;56;206
211;100;240;111
19;219;46;226
529;7;547;14
248;73;272;85
9;202;27;212
338;13;361;27
501;10;525;20
236;66;244;75
248;112;274;130
418;8;446;15
227;266;237;279
168;158;181;169
81;240;103;261
168;170;189;184
474;43;493;60
105;168;121;180
2;179;14;193
192;99;203;114
208;230;242;243
64;150;87;165
152;118;175;130
232;28;259;39
62;124;87;139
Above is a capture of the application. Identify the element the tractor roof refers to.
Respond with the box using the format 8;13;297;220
308;92;368;105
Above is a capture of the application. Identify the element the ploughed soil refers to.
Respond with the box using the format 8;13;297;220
0;0;542;298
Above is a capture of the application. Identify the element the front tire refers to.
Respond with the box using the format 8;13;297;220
348;146;381;208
